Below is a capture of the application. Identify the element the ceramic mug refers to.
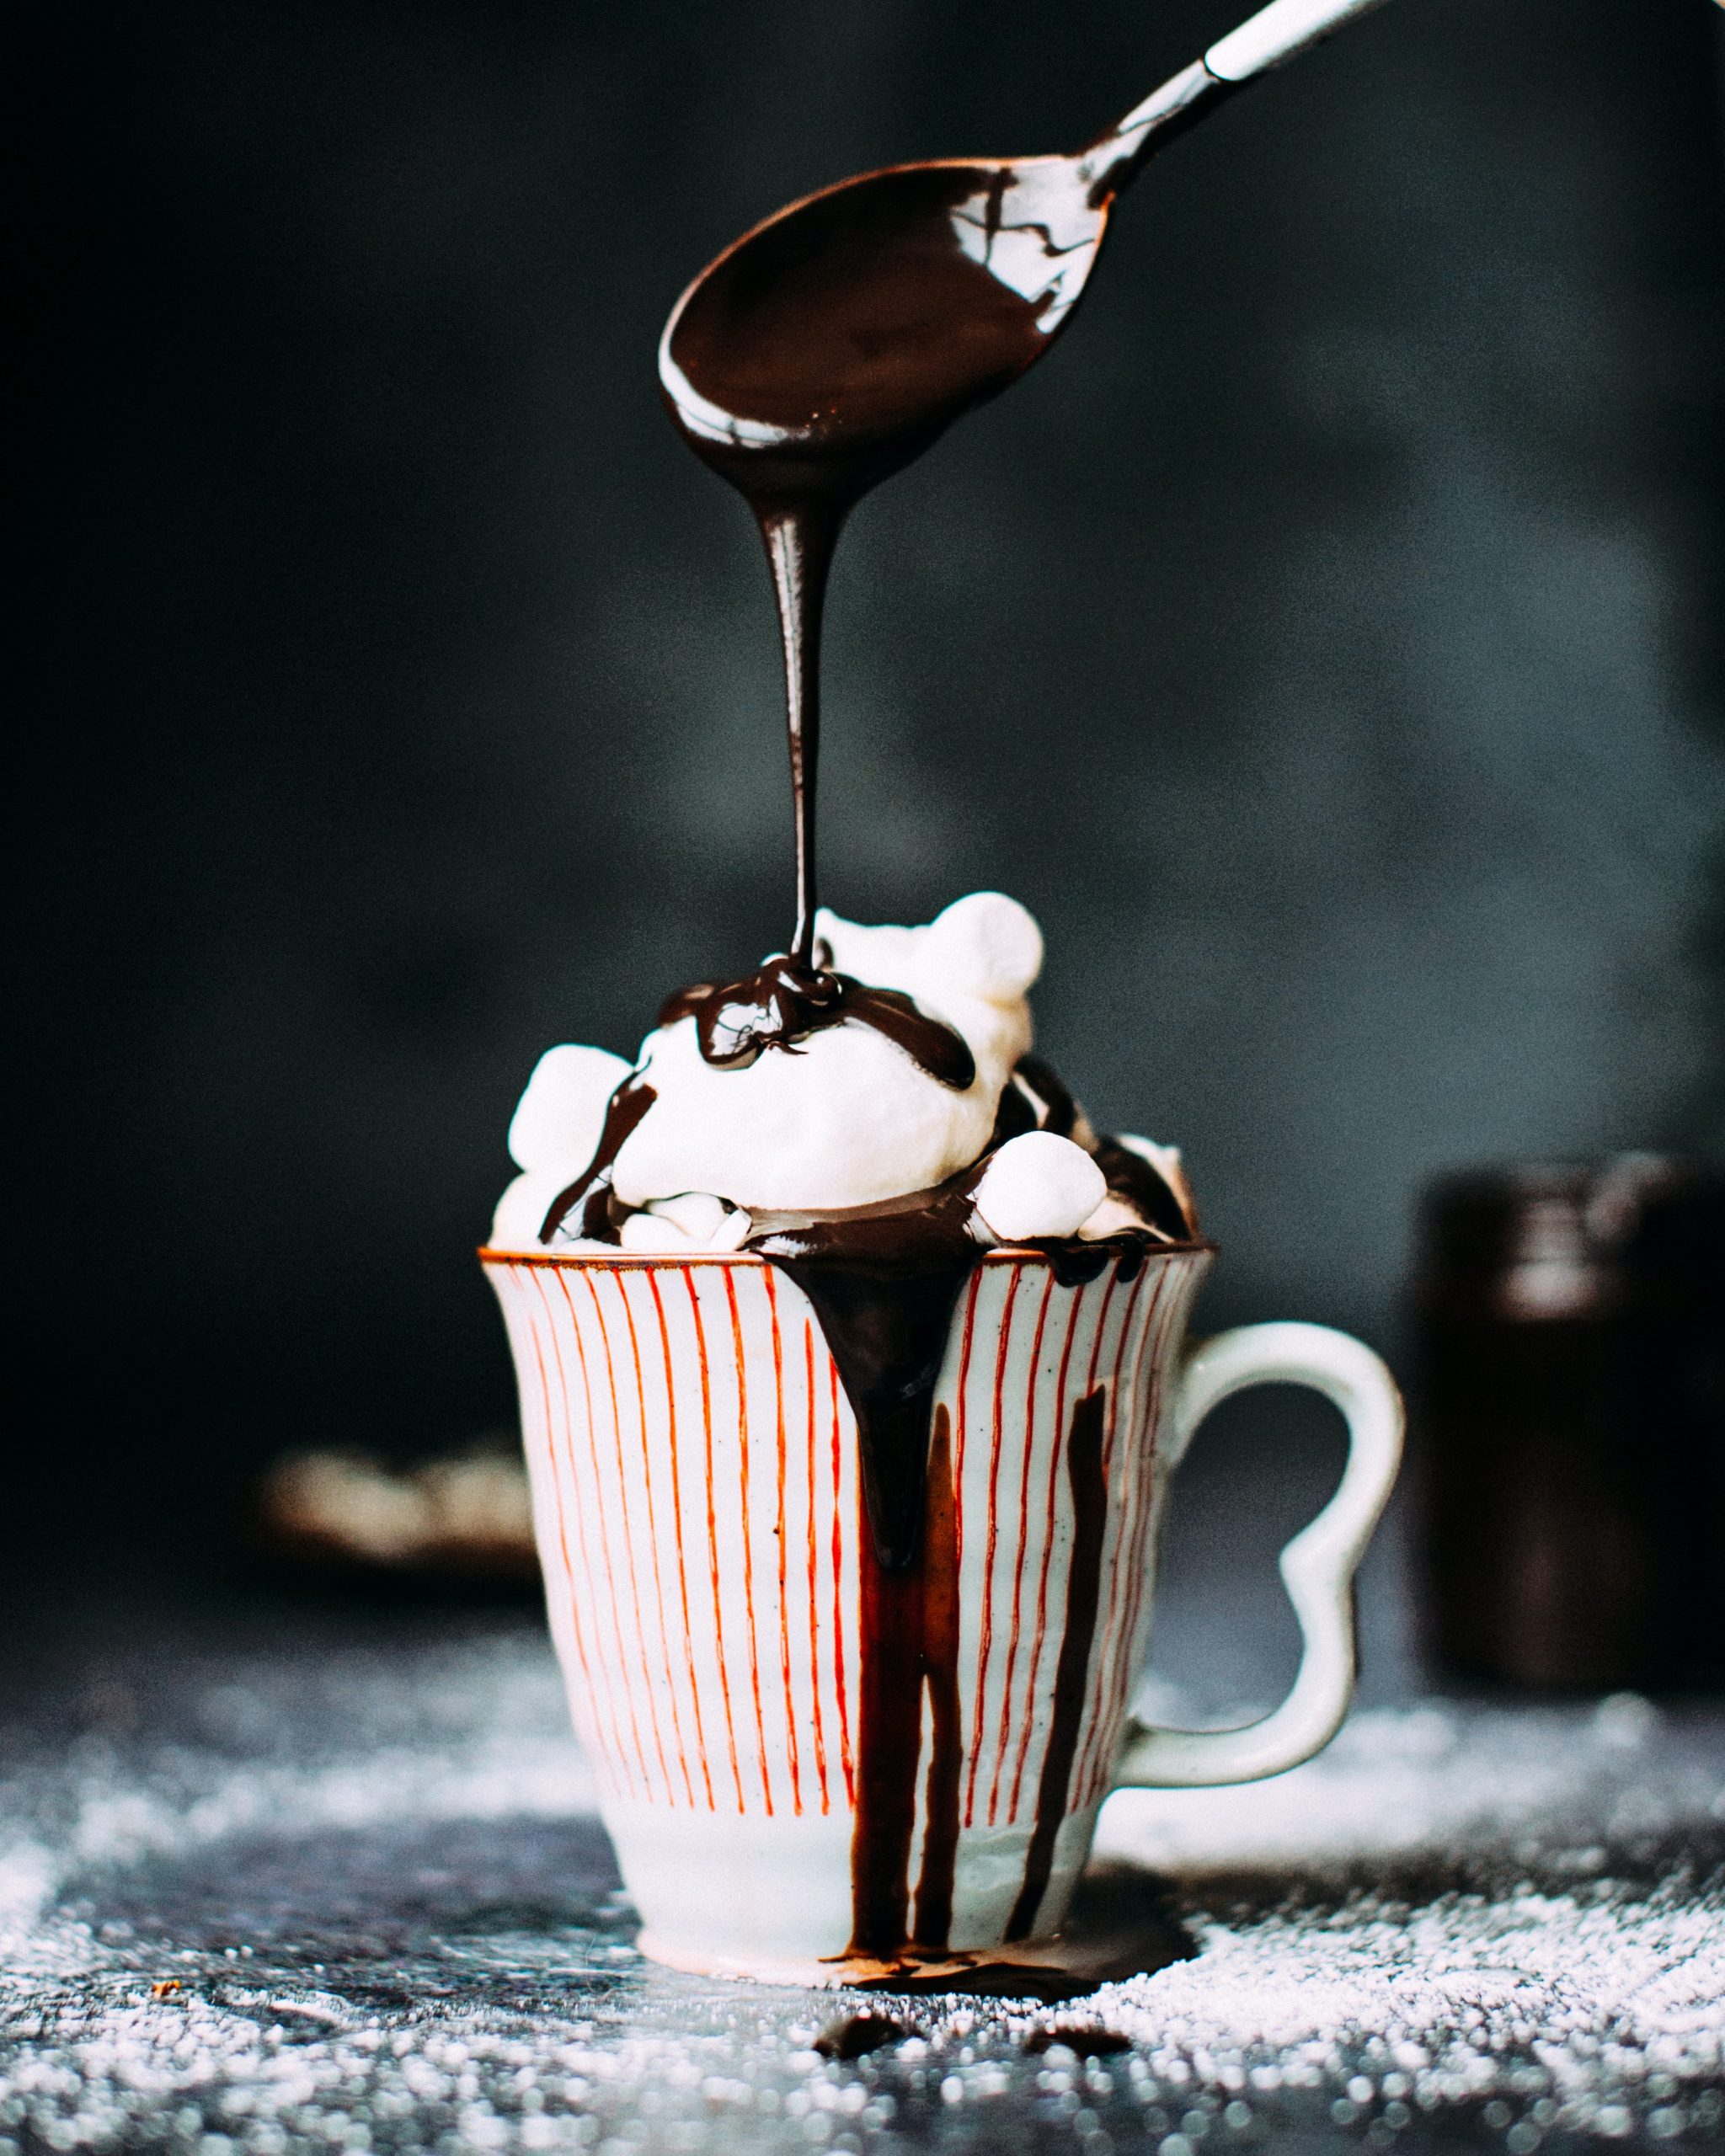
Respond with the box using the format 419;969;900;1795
482;1241;1402;1983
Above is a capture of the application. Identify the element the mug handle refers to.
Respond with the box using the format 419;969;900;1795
1114;1321;1403;1789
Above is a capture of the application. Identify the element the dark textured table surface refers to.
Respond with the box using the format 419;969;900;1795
2;1573;1722;2156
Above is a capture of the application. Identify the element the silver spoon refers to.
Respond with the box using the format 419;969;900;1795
660;0;1394;496
658;0;1394;972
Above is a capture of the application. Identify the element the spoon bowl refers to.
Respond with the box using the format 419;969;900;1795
660;154;1113;504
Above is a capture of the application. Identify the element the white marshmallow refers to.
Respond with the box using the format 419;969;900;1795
819;890;1043;1012
646;1191;731;1243
619;1193;754;1253
507;1044;632;1173
619;1209;686;1253
972;1131;1107;1245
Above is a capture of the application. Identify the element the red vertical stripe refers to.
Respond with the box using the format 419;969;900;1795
723;1267;775;1817
683;1270;746;1814
537;1267;648;1798
1049;1259;1124;1812
604;1273;696;1807
574;1270;675;1803
1073;1261;1160;1805
829;1357;855;1806
964;1262;1024;1828
644;1270;715;1811
802;1317;830;1812
1079;1258;1177;1806
951;1278;980;1584
1074;1264;1154;1803
948;1277;981;1826
511;1279;610;1786
1072;1261;1153;1798
528;1266;639;1799
1003;1283;1087;1819
989;1267;1059;1822
762;1272;804;1816
1089;1261;1189;1802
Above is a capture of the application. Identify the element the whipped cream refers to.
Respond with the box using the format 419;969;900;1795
489;892;1192;1256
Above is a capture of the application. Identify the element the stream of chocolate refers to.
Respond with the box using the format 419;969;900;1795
660;159;1087;1048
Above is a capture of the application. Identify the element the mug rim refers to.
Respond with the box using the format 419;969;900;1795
478;1236;1216;1269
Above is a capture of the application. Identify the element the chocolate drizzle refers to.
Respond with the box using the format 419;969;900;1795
537;1075;656;1246
660;157;1072;970
757;1163;1185;1956
663;195;1040;986
1012;1054;1082;1139
748;1177;982;1572
660;959;975;1086
843;1401;967;1956
1007;1386;1110;1940
749;1152;1183;1958
912;1405;964;1947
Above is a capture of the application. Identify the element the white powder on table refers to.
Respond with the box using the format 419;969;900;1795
1;1628;1720;2153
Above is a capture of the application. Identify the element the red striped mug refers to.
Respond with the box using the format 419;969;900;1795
483;1242;1401;1983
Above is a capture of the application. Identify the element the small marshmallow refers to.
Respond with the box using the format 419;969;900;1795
924;891;1044;1005
508;1044;632;1173
647;1191;730;1242
972;1131;1106;1245
619;1210;689;1253
620;1192;753;1253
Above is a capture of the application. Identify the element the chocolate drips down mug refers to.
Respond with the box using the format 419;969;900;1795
483;1241;1402;1983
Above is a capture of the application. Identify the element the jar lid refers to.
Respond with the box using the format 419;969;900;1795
1415;1155;1725;1317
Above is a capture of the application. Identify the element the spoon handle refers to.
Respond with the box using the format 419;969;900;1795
1084;0;1391;197
1205;0;1391;83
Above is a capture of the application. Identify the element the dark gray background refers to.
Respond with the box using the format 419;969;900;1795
13;0;1724;1574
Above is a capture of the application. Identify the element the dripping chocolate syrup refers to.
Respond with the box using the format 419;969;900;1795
559;56;1236;1960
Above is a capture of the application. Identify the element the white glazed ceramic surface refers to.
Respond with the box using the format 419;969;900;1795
483;1246;1401;1983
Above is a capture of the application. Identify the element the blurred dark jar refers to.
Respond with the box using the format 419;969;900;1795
1413;1158;1725;1689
